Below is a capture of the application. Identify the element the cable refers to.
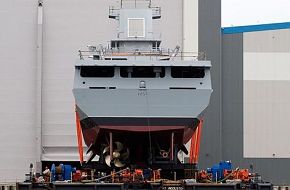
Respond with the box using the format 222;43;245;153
145;89;153;165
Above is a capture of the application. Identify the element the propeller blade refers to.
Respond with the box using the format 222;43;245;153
105;155;111;167
114;159;125;168
103;146;110;154
112;151;121;158
86;143;94;154
115;142;123;152
86;152;97;163
121;149;130;160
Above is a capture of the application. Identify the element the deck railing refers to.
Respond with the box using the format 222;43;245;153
78;49;207;61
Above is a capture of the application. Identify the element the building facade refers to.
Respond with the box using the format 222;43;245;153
222;23;290;184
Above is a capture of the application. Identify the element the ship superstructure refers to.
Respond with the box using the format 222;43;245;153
73;0;212;168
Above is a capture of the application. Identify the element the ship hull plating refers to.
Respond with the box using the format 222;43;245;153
73;88;211;164
79;115;200;164
73;89;212;119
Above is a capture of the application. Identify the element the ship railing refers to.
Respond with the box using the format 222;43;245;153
120;0;152;8
180;51;207;61
166;51;207;61
116;32;161;40
105;48;162;57
109;6;120;19
78;50;207;61
151;6;161;19
109;0;160;18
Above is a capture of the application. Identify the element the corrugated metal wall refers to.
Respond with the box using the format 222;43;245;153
0;0;37;182
222;29;290;185
198;0;222;168
243;30;290;158
41;0;117;162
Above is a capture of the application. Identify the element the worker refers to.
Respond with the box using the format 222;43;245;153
43;166;51;182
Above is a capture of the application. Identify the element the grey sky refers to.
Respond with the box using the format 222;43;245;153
222;0;290;27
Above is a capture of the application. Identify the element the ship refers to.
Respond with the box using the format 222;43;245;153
73;0;212;168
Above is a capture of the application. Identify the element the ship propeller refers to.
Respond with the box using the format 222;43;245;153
103;141;129;168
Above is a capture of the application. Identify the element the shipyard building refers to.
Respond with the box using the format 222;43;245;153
0;0;290;185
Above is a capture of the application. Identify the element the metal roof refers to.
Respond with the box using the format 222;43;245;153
222;22;290;34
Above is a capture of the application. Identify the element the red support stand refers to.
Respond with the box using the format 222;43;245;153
189;119;203;164
75;108;84;164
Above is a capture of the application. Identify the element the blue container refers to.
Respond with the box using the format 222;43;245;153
63;165;72;181
51;164;56;182
207;161;232;181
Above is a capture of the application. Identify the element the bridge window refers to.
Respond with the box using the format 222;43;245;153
171;67;205;78
80;66;114;78
120;66;165;78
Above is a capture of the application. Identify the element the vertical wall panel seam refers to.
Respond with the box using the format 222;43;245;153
219;1;223;161
36;0;43;173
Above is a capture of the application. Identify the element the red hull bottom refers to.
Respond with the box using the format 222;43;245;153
77;114;201;165
82;125;196;148
82;125;197;164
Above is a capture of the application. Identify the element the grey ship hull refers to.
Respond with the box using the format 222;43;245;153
73;89;211;122
74;87;211;153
